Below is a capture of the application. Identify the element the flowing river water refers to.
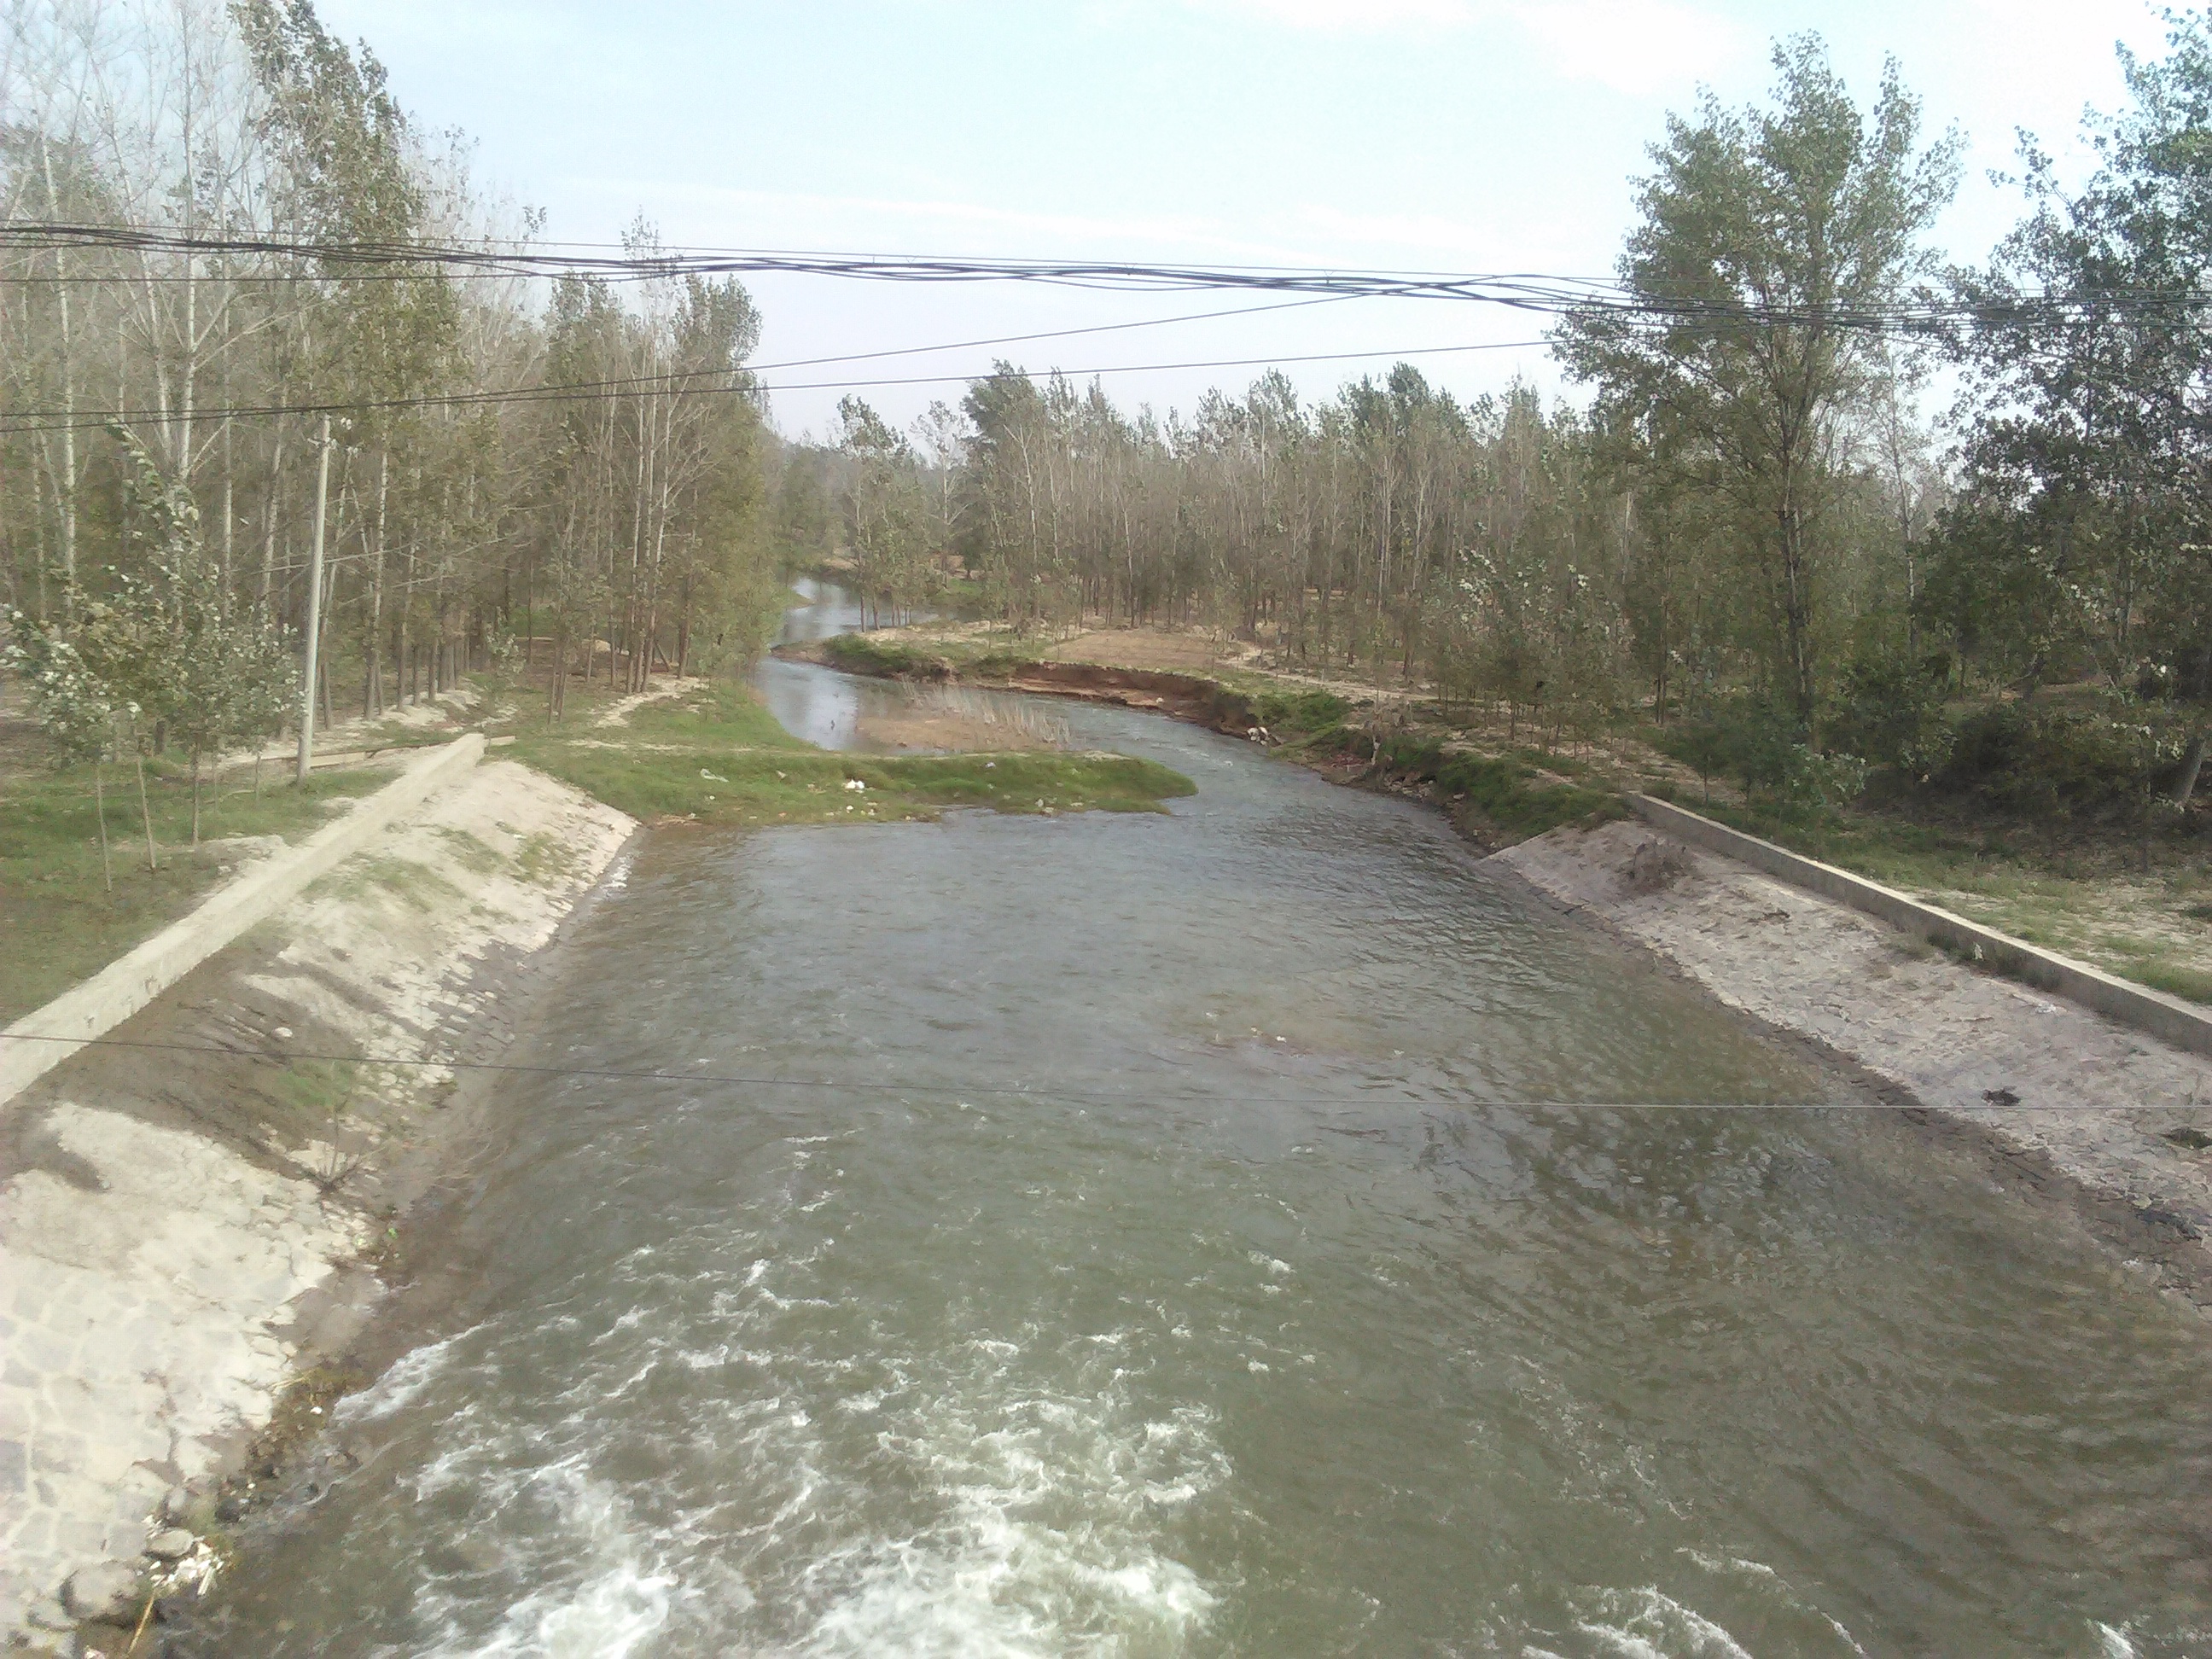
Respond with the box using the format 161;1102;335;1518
185;587;2212;1657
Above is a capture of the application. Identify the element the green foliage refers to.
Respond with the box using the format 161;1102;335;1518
1435;753;1628;840
1656;695;1802;799
1825;652;1951;774
513;741;1194;828
1934;704;2179;820
2;608;125;766
771;447;838;573
1948;9;2212;719
820;633;954;679
109;428;299;767
1556;35;1960;723
1777;745;1868;822
1248;687;1351;735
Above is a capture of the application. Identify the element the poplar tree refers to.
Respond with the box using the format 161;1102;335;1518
1555;35;1959;727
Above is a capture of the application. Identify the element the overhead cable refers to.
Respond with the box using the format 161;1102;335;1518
3;221;2184;333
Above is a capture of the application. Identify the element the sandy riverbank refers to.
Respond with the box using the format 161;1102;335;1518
0;759;632;1652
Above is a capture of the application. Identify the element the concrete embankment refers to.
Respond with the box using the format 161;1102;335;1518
1499;818;2212;1312
0;754;633;1651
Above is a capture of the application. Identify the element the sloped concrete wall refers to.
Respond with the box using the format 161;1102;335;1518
0;735;485;1109
1629;792;2212;1061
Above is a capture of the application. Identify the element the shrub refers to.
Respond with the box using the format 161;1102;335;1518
1826;655;1951;776
1778;745;1868;822
1656;694;1800;801
1933;703;2176;819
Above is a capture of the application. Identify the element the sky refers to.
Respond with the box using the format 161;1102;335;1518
323;0;2175;439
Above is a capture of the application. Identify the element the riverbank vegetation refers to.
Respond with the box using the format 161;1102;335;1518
502;674;1193;827
784;26;2212;864
13;4;2212;1004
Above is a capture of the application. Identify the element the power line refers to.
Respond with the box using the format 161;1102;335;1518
4;220;2175;332
0;1029;2152;1111
0;336;1554;435
0;289;1359;428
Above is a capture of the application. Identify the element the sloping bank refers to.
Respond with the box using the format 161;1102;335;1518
0;707;1197;1652
1497;818;2212;1312
0;746;636;1652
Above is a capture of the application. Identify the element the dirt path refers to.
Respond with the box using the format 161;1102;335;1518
591;675;707;729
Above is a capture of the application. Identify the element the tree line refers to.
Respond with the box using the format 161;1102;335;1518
13;5;2212;830
806;22;2212;819
2;0;783;796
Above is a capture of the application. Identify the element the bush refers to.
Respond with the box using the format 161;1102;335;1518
1826;655;1950;776
1778;745;1867;821
1656;694;1800;800
1933;703;2175;819
1249;687;1351;736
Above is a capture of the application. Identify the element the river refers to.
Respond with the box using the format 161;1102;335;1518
184;587;2212;1656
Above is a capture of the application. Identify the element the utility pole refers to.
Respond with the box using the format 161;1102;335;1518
295;416;332;783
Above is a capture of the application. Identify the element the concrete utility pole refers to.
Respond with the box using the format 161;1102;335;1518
295;416;332;784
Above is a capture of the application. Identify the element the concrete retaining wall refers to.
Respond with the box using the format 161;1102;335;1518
0;735;485;1109
1628;791;2212;1061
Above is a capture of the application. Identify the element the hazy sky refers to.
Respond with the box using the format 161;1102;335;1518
323;0;2172;439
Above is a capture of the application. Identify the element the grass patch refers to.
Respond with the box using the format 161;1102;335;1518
514;830;578;886
512;739;1194;829
619;678;812;748
820;633;955;680
432;825;503;876
0;763;387;1026
1249;686;1352;736
1437;752;1627;841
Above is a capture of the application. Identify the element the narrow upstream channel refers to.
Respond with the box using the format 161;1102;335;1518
187;589;2212;1657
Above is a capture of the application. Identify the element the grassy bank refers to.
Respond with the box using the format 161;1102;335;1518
0;763;387;1026
506;674;1195;827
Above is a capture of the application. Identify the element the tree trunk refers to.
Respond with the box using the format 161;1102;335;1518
368;450;391;716
95;765;111;893
135;754;158;873
2174;727;2208;807
1779;501;1814;727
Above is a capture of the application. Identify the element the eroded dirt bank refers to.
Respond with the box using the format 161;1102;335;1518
774;637;1264;736
1500;818;2212;1312
0;759;632;1652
